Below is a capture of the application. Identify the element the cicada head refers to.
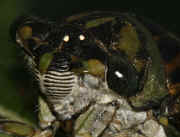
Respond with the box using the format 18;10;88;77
10;15;107;75
11;12;169;120
10;15;109;120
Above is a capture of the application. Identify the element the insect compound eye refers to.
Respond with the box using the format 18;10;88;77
10;15;51;57
107;53;139;97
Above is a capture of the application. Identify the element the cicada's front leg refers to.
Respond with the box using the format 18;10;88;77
0;97;59;137
74;103;117;137
0;119;37;137
37;96;74;137
0;118;59;137
36;96;61;137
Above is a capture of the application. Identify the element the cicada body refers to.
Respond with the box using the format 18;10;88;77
1;11;180;137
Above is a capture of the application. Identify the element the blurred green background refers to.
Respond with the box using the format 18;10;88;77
0;0;180;126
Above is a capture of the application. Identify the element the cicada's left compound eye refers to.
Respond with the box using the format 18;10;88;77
107;52;140;97
10;15;52;58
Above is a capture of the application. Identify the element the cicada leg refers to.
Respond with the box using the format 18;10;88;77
74;103;116;137
0;119;36;137
0;119;61;137
0;97;60;137
38;97;74;137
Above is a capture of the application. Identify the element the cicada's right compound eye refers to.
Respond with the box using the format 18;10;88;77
10;15;52;58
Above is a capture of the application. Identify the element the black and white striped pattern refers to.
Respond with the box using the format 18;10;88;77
43;70;75;102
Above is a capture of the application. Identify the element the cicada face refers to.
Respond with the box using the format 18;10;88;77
11;15;111;120
8;12;180;137
11;12;169;120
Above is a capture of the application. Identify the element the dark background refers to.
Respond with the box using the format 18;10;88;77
0;0;180;125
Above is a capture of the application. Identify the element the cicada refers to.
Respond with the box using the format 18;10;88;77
0;11;180;137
